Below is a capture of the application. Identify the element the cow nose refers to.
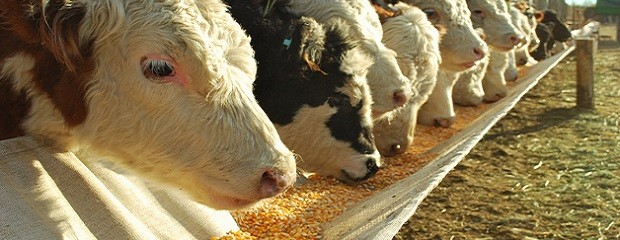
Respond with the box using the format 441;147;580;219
365;158;380;177
507;34;521;47
393;89;410;107
473;47;485;60
260;169;295;198
434;116;455;128
495;92;507;100
484;92;507;103
390;143;407;156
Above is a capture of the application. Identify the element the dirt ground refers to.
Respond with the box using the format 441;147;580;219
395;41;620;239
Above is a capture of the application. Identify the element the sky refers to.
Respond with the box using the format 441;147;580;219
565;0;597;6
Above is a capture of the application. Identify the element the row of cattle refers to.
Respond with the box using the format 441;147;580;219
0;0;572;211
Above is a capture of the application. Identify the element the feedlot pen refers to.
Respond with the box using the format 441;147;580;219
0;41;583;240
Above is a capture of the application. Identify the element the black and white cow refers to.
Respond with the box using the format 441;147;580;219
532;10;572;60
226;0;381;183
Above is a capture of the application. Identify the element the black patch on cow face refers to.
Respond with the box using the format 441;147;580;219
227;0;357;124
227;0;375;154
541;10;572;41
0;77;32;140
326;93;376;155
532;23;552;60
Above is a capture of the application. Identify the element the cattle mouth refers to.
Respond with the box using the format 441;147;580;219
340;168;378;183
462;61;478;69
492;45;517;52
339;158;380;183
213;194;258;209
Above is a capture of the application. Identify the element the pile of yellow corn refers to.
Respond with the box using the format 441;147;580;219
218;104;488;239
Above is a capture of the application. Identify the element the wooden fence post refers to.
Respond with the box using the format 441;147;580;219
576;38;594;109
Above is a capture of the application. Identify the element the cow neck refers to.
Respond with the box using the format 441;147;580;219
0;2;94;137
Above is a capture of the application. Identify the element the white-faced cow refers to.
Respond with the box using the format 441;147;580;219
226;0;381;183
454;0;523;104
504;2;543;82
399;0;488;127
0;0;298;210
372;4;442;156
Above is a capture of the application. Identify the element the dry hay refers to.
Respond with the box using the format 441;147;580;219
396;45;620;239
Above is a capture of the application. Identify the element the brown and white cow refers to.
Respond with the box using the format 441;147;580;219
0;0;297;210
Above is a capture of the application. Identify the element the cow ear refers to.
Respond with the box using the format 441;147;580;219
534;11;545;23
299;17;328;75
40;0;89;72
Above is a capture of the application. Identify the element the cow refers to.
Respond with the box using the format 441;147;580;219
0;0;298;210
452;0;523;105
513;1;544;66
504;2;543;82
398;0;488;127
373;5;442;156
285;0;413;119
452;28;489;107
226;0;381;183
532;10;572;60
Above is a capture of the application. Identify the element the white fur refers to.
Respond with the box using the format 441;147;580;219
373;7;441;155
462;0;521;102
468;0;523;50
287;0;413;118
505;4;539;82
452;54;489;106
397;0;487;71
4;0;297;210
482;49;510;101
418;69;461;126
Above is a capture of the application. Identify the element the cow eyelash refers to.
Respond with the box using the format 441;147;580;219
422;8;439;21
142;59;175;79
473;10;485;17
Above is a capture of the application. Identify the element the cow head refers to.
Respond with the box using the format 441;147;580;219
228;0;380;183
542;10;572;42
399;0;488;72
0;0;298;210
374;6;441;156
467;0;524;51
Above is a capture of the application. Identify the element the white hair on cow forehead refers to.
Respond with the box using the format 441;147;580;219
337;46;373;108
81;0;259;108
401;0;473;27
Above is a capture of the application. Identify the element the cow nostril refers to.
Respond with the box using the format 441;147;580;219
434;117;455;128
473;47;485;60
393;90;409;107
509;35;520;46
390;144;406;156
260;170;289;198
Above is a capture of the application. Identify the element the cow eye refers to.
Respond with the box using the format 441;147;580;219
472;9;485;18
422;8;439;21
328;94;349;107
142;59;175;79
